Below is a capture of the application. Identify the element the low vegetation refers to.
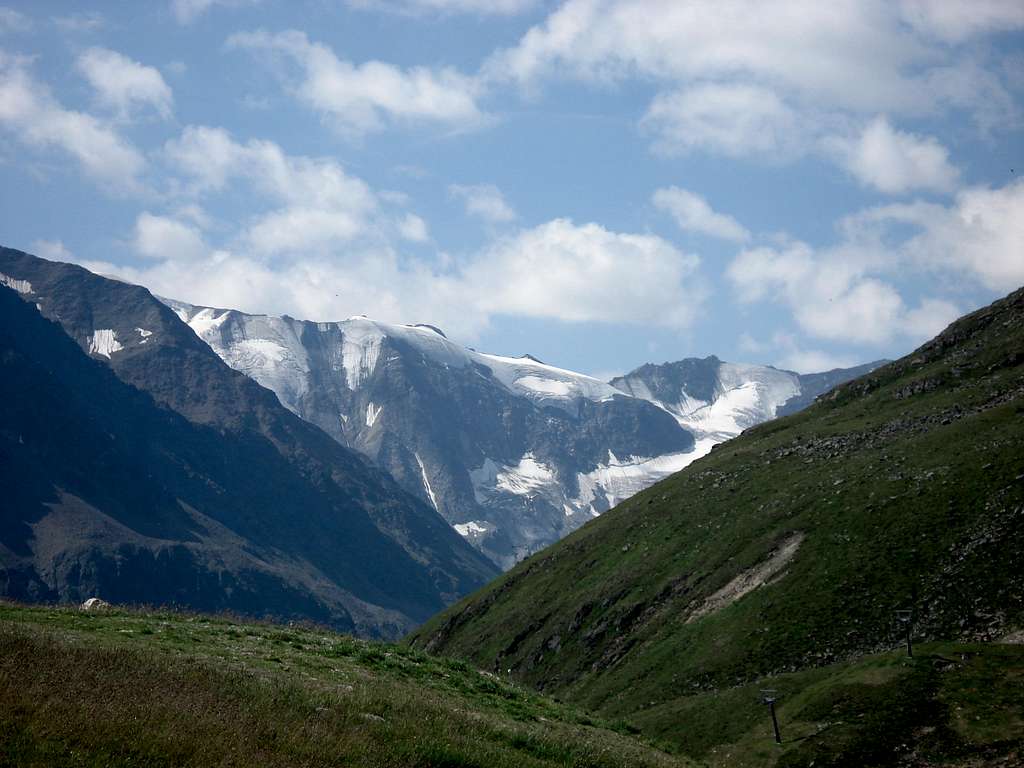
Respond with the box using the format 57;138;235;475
0;602;689;768
635;642;1024;767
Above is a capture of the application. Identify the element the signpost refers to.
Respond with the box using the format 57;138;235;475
894;609;913;657
760;689;782;744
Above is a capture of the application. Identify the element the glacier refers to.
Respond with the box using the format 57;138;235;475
162;301;878;569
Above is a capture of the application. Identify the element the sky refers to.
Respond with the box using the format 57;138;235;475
1;1;1022;379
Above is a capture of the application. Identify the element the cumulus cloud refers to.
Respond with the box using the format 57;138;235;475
77;47;174;120
652;186;750;242
487;0;1019;163
227;30;485;135
728;241;958;346
829;116;958;194
448;183;517;223
464;219;702;329
0;54;145;192
487;1;930;109
164;125;378;253
99;203;703;340
134;212;208;261
642;84;806;159
724;177;1024;349
845;180;1024;292
151;127;708;337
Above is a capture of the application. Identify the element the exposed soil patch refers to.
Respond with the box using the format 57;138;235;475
687;532;804;623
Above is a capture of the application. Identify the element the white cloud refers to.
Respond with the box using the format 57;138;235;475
904;298;961;339
171;0;256;24
487;0;1019;161
724;183;1024;348
77;47;174;120
397;213;429;242
777;349;858;374
829;116;958;194
652;186;749;242
486;1;931;110
847;180;1024;292
642;84;806;159
770;333;860;374
464;219;703;329
134;212;208;261
164;125;378;253
227;30;485;135
0;54;145;192
898;0;1024;43
30;239;73;261
448;183;517;223
101;207;705;341
0;7;30;34
349;0;537;15
727;240;957;346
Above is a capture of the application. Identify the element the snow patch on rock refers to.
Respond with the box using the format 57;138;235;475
570;440;716;517
454;520;490;537
88;329;123;358
0;272;32;294
342;319;385;390
630;363;801;440
366;402;382;427
415;453;439;512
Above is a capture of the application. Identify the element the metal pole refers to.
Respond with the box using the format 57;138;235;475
769;700;782;744
906;622;913;658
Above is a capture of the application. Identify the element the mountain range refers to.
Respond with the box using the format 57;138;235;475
0;247;496;638
164;299;882;568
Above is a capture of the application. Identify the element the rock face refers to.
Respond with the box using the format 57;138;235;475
164;303;697;569
610;356;886;440
0;248;497;638
165;303;881;570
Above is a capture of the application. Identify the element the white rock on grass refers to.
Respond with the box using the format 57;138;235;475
80;597;111;611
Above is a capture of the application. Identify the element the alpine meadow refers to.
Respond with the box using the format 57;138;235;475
1;1;1023;767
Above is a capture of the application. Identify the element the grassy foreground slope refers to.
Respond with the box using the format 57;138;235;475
0;602;690;768
409;287;1024;763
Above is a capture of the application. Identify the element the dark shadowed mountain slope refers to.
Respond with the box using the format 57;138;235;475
0;249;496;637
409;286;1024;754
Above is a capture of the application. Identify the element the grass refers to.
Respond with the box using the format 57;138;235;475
632;642;1024;767
407;287;1024;765
0;601;690;768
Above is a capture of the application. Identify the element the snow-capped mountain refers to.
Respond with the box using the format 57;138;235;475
166;300;882;569
610;356;887;438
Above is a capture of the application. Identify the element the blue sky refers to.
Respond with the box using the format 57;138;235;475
1;1;1022;378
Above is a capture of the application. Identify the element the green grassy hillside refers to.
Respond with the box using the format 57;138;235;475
0;602;690;768
408;287;1024;765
